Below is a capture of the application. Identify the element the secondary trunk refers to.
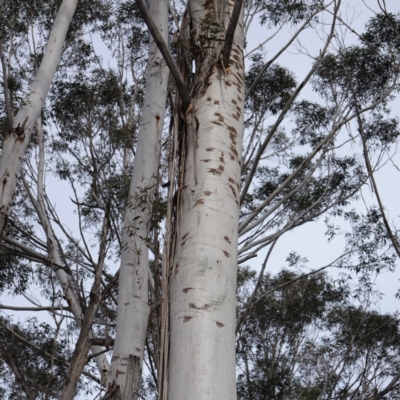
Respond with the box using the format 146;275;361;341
105;0;169;397
0;0;78;238
168;1;245;399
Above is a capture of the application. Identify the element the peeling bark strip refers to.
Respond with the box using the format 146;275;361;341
168;1;245;399
105;0;169;397
0;0;78;238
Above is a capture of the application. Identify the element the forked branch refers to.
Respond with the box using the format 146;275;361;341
135;0;191;110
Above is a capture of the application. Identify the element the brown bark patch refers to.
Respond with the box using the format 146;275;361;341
201;159;211;163
212;121;223;126
189;303;210;310
206;148;215;152
182;232;190;240
229;184;237;197
224;236;231;244
228;177;235;184
227;126;238;135
232;99;237;105
214;100;220;105
183;287;193;293
204;191;212;196
230;145;239;157
218;165;224;171
223;250;230;258
208;168;222;175
216;321;225;327
183;316;192;322
195;199;204;206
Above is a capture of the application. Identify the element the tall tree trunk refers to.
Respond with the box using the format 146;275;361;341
105;0;169;397
0;0;78;238
168;1;245;399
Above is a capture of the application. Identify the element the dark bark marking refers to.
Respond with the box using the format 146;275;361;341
183;287;193;293
204;191;211;196
227;125;238;135
206;148;215;152
228;177;235;184
189;303;210;310
207;97;212;101
195;199;204;206
201;159;212;163
218;165;224;171
208;168;222;175
224;236;231;244
223;250;230;258
216;321;224;327
229;184;237;197
232;99;237;105
182;232;190;240
230;145;239;157
212;121;223;126
220;156;225;163
183;316;192;322
214;100;220;105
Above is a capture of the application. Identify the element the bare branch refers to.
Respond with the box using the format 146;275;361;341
134;0;191;110
222;0;245;67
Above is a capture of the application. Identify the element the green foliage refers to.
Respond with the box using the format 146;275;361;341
0;317;78;399
245;56;296;117
237;270;400;399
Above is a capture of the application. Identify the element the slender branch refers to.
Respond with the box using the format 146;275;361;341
135;0;191;110
0;337;35;400
0;320;101;384
222;0;245;67
0;305;68;312
245;3;333;100
349;80;400;258
236;239;277;333
240;1;340;204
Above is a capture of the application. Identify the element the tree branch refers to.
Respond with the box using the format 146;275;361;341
222;0;245;67
135;0;191;111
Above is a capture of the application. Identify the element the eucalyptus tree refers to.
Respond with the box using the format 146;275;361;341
1;1;400;400
237;268;400;400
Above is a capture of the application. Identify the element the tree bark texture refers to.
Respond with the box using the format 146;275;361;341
168;1;245;399
0;0;78;237
106;0;169;397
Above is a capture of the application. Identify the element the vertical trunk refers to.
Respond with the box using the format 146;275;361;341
106;0;169;397
168;2;245;399
0;0;78;238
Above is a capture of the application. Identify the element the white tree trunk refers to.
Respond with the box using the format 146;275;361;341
106;0;169;396
168;3;245;399
0;0;78;237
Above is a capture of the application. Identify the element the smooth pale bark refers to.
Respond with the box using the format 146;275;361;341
106;0;169;397
0;0;78;237
168;3;245;399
